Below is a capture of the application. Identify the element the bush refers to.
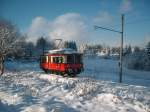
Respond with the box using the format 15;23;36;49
124;52;150;71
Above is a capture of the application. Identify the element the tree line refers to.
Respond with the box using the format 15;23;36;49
0;19;78;75
0;19;150;75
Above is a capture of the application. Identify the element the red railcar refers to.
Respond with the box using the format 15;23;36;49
40;48;84;76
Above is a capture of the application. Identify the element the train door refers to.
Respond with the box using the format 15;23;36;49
48;55;51;69
56;57;61;70
51;56;64;70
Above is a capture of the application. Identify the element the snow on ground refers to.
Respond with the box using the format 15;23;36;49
80;57;150;87
0;58;150;112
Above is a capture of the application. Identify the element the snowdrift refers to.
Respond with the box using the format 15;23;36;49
0;71;149;112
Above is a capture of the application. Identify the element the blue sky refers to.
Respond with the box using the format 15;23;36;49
1;0;150;47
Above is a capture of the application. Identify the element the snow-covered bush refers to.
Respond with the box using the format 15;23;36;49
124;48;150;71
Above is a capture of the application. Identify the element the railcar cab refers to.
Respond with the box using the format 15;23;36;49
40;48;84;76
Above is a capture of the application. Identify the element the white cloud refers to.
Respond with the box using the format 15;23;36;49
27;13;89;44
93;11;113;25
120;0;132;13
49;13;88;43
27;16;51;44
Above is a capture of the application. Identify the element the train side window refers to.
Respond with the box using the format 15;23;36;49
53;57;57;63
58;57;62;63
52;57;63;63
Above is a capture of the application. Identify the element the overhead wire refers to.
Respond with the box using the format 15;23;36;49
108;18;150;29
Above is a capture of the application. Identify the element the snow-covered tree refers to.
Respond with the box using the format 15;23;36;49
25;42;35;57
124;42;150;71
36;37;46;55
0;19;21;75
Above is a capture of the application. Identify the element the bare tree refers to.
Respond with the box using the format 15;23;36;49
0;19;21;75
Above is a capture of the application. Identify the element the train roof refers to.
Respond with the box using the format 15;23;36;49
45;48;81;55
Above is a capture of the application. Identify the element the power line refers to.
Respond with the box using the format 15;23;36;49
94;14;124;83
94;25;121;33
106;18;150;28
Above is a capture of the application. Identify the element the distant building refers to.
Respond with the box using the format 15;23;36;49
145;47;150;58
97;48;110;58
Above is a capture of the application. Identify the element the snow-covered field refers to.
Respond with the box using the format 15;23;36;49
81;57;150;87
0;58;150;112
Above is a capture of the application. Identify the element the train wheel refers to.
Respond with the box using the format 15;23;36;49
48;70;52;74
61;72;67;77
44;69;48;73
60;72;63;76
67;73;74;77
51;70;54;74
55;71;57;74
58;71;61;75
71;74;76;77
60;72;62;76
63;73;68;77
56;71;60;75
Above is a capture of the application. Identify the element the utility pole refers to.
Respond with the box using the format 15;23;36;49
94;14;124;83
119;14;124;83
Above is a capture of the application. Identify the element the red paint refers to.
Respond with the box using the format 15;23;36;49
40;53;84;75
